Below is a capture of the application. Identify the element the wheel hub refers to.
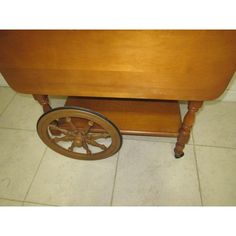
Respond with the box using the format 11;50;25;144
49;119;109;154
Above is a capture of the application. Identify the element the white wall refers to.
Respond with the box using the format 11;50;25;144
1;72;236;102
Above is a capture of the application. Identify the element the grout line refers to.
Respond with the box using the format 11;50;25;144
193;143;236;150
0;92;17;116
192;132;204;206
23;147;48;203
0;197;57;207
109;151;121;206
23;200;58;206
0;197;21;202
0;126;36;132
0;197;24;205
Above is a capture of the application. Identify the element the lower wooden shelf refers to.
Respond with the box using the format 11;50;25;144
65;97;182;137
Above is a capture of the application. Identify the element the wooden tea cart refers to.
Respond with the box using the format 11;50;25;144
0;30;235;160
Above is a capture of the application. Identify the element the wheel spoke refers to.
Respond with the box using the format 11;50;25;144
82;120;94;135
87;133;110;140
53;134;74;142
82;140;92;155
65;117;77;131
68;141;76;152
49;124;70;135
87;139;107;150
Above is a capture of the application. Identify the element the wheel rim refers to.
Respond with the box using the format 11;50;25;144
37;106;122;160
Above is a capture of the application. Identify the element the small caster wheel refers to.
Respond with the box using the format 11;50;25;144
175;152;184;158
37;106;122;160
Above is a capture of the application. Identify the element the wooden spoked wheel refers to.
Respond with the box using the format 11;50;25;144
37;107;122;160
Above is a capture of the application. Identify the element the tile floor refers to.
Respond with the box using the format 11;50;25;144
0;86;235;206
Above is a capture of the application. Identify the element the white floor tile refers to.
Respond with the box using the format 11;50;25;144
193;101;236;148
0;87;15;115
0;94;42;130
26;149;118;206
1;88;235;206
23;201;52;206
196;146;236;206
0;198;23;206
112;140;201;206
0;129;46;200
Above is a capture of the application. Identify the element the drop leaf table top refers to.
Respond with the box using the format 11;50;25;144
0;30;236;101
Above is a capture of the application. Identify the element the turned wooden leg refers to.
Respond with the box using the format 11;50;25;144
174;101;203;158
33;94;52;113
33;94;62;135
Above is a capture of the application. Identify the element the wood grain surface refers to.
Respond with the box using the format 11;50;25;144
65;97;182;137
0;30;235;100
